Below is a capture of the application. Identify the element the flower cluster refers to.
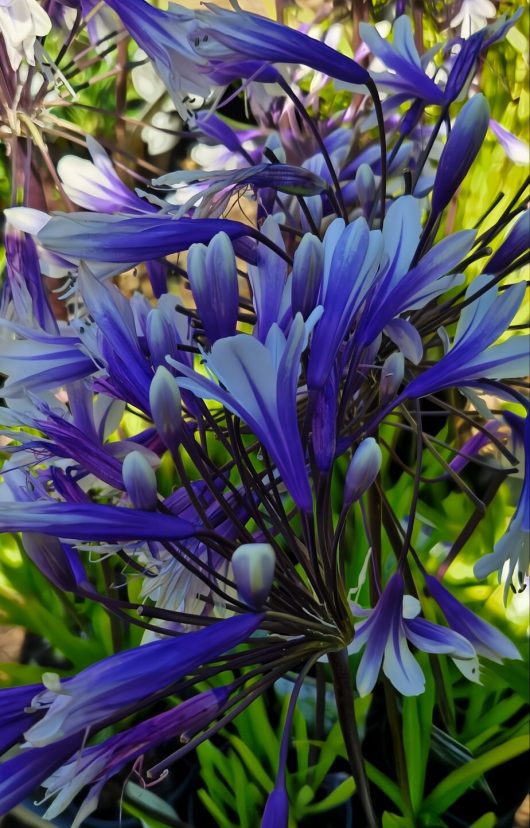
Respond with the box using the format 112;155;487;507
0;1;528;826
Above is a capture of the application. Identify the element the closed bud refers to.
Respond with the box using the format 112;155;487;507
232;543;276;609
122;450;158;511
487;210;530;276
355;163;376;212
291;233;324;320
149;366;183;450
343;437;382;511
188;232;239;343
432;94;490;216
261;784;288;828
146;308;180;368
380;351;405;401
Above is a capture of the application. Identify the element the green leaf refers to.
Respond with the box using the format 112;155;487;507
123;782;179;828
382;812;414;828
228;735;274;793
422;735;528;815
481;661;530;704
365;762;404;813
469;814;497;828
304;775;355;814
197;790;234;828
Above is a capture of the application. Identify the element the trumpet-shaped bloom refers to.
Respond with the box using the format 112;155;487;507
474;416;530;602
350;573;475;696
57;137;154;214
402;277;528;401
0;501;197;541
24;613;261;747
39;687;232;827
424;575;522;662
189;3;370;87
172;313;321;511
307;216;383;389
360;16;444;105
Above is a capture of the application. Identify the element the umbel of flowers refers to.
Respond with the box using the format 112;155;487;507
0;1;528;826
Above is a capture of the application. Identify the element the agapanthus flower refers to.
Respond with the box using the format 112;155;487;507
474;416;530;601
350;573;476;696
0;0;51;70
0;2;528;825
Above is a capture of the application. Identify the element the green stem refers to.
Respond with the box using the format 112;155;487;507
328;648;378;828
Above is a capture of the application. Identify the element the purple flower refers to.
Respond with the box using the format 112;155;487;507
402;277;528;400
173;313;322;512
188;4;370;87
360;16;444;106
474;416;530;602
39;687;232;827
57;137;155;214
24;613;261;747
350;573;475;696
424;575;521;662
188;232;239;344
432;95;490;217
0;683;44;753
0;500;197;541
0;736;83;816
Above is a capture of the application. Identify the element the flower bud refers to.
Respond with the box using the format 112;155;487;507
231;543;276;609
380;351;405;401
261;784;288;828
432;94;490;216
355;163;376;213
146;308;180;368
343;437;382;511
188;231;239;343
122;450;158;510
291;233;323;320
149;366;183;450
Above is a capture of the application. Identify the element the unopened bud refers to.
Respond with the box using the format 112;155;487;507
149;366;183;450
355;163;376;212
122;450;158;510
380;351;405;401
432;94;490;216
232;543;276;609
343;437;382;511
291;233;324;320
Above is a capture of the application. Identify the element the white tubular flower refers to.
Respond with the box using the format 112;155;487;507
0;0;52;71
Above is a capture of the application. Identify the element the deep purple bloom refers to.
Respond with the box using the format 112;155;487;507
0;684;44;753
39;687;232;826
425;575;521;662
0;736;83;815
189;4;370;87
0;501;197;541
24;613;261;747
487;209;530;275
401;278;528;400
350;573;475;696
173;314;321;512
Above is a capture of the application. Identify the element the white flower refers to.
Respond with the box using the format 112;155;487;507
450;0;496;39
0;0;51;71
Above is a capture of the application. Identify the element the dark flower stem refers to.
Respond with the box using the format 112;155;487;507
328;648;378;828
